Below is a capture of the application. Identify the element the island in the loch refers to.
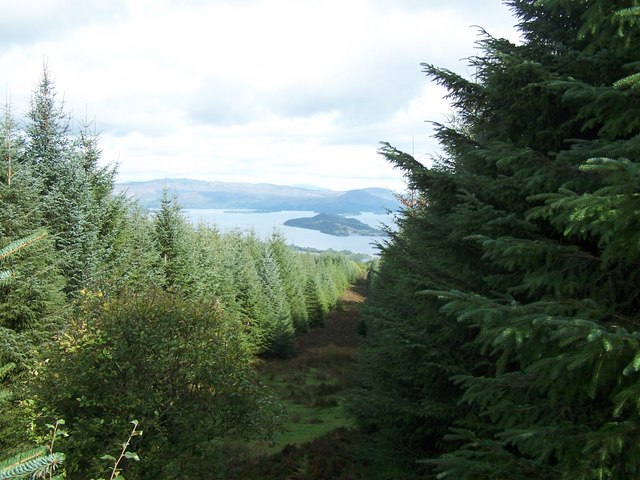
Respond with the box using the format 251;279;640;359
284;213;388;237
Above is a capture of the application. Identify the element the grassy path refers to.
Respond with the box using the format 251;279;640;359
224;280;366;479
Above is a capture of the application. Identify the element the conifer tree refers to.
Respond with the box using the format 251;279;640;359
351;1;640;478
69;118;120;290
0;103;66;361
96;200;163;294
256;240;294;356
23;68;119;295
303;270;329;327
187;223;238;306
23;67;71;191
0;227;65;459
268;232;309;331
227;231;272;352
152;188;192;291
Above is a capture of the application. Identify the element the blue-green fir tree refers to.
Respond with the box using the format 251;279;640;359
23;68;119;295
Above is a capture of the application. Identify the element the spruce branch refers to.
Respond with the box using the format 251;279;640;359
0;231;47;286
0;447;64;480
0;231;47;262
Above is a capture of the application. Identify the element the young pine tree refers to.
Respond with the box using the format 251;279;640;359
268;232;309;332
152;188;193;291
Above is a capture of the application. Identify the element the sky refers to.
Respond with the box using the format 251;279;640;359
0;0;520;192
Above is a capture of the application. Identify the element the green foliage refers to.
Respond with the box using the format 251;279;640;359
31;289;283;478
91;201;162;295
152;188;192;291
94;420;142;480
0;232;46;287
268;233;309;332
23;67;119;296
0;66;367;478
0;418;66;480
304;272;328;327
0;447;64;480
256;239;295;357
0;103;67;345
350;0;640;478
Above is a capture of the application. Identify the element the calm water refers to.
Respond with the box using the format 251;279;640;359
183;209;394;256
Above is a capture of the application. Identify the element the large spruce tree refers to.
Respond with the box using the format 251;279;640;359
23;68;119;295
0;103;66;360
351;1;640;478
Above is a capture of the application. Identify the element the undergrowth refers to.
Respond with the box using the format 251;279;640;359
223;282;367;479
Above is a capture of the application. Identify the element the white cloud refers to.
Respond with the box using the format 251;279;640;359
0;0;519;191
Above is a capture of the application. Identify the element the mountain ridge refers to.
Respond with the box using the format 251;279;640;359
115;178;400;214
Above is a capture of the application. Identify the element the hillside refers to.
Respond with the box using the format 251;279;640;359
284;213;387;237
115;178;399;214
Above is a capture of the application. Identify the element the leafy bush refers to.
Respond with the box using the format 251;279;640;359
30;289;283;479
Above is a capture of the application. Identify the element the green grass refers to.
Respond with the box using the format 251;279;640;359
232;343;358;458
261;354;357;452
222;285;366;478
272;398;355;451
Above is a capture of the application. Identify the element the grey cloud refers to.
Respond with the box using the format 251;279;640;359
188;53;424;129
0;0;127;47
270;78;417;126
371;0;512;18
188;78;264;127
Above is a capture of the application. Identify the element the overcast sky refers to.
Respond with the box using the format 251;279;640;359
0;0;520;191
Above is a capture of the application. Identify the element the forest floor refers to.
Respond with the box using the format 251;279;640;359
224;280;367;479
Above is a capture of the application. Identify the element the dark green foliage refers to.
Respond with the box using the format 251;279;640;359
0;101;67;457
304;272;328;327
255;240;295;357
152;188;192;291
31;290;283;479
0;228;65;348
0;227;65;458
0;104;66;346
268;233;309;332
350;1;640;478
349;195;477;478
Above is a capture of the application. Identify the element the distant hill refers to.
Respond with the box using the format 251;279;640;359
115;178;400;214
284;213;388;237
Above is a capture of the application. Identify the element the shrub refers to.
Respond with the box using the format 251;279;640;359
30;289;282;479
